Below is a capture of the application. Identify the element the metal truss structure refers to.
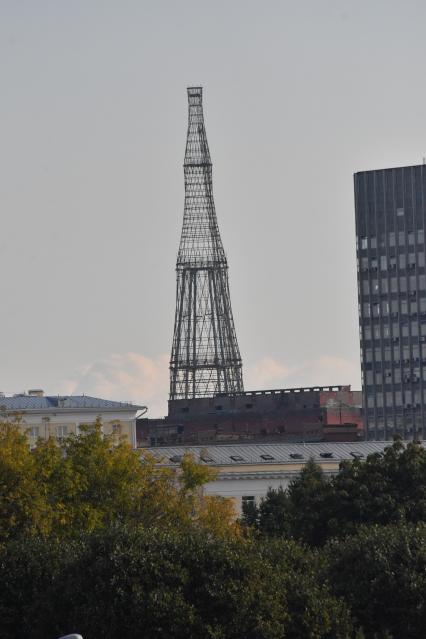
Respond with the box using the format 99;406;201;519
169;86;244;400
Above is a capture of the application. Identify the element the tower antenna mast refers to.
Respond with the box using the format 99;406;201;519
169;86;244;400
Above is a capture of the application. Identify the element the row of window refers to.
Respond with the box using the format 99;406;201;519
360;252;425;271
362;298;426;317
366;389;426;408
364;343;426;362
360;229;425;250
365;367;424;384
362;274;426;296
363;322;426;340
28;424;122;438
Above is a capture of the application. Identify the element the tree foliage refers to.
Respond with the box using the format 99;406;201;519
244;440;426;546
0;525;353;639
0;418;235;543
324;523;426;639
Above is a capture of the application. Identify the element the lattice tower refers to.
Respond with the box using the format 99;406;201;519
169;87;244;400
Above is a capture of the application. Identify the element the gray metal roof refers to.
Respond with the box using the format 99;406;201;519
0;395;145;411
148;441;424;466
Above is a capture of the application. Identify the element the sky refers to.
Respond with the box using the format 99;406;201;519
1;0;426;416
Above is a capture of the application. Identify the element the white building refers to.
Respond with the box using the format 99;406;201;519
150;441;418;513
0;389;146;448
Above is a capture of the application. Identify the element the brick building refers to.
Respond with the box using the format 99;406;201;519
137;385;363;447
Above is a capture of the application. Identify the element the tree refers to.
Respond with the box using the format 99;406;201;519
324;523;426;639
0;419;237;542
0;525;353;639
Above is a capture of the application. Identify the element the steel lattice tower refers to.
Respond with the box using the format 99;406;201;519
169;87;244;400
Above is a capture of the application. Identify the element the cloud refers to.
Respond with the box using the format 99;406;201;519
57;352;360;420
62;352;169;417
246;355;361;391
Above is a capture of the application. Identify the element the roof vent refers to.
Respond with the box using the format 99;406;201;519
28;389;44;397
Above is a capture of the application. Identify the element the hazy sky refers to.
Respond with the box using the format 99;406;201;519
1;1;426;415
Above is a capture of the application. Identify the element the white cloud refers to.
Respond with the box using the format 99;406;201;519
246;354;361;391
61;352;169;417
57;352;360;419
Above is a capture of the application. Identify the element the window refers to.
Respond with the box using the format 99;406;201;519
390;277;398;293
230;455;244;462
245;403;253;409
215;405;223;411
389;232;396;246
200;453;214;463
395;391;403;406
361;237;368;249
381;301;389;315
365;348;373;363
57;425;68;438
420;275;426;290
169;455;183;463
380;256;387;270
397;208;405;216
260;454;275;461
366;371;373;384
181;407;189;413
350;452;364;459
412;322;419;337
375;371;383;384
320;452;333;458
374;347;382;361
418;229;425;244
408;253;416;267
242;496;255;506
419;252;425;267
399;278;407;293
420;298;426;313
408;231;415;245
362;280;370;295
371;237;377;249
112;423;122;435
402;323;409;338
381;279;388;294
373;303;380;317
399;254;406;269
372;279;379;293
409;275;417;291
364;326;372;340
394;369;401;383
374;325;381;339
289;453;304;460
383;325;390;338
398;231;405;245
367;395;375;408
29;426;39;438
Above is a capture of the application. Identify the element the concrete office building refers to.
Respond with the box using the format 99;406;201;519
355;163;426;439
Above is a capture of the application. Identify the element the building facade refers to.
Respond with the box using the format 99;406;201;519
355;163;426;439
137;385;363;447
0;390;146;448
150;440;405;514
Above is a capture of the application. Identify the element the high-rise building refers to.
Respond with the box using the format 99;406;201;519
169;87;244;400
355;163;426;440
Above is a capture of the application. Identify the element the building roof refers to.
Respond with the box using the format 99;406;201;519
0;394;145;412
148;441;423;467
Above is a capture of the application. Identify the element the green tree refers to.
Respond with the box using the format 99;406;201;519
0;525;353;639
324;523;426;639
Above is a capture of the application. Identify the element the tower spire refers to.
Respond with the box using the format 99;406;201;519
169;86;244;400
